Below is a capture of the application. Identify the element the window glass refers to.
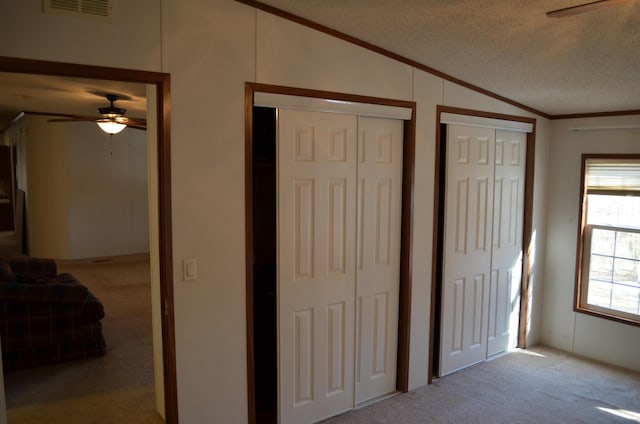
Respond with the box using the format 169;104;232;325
590;228;614;256
587;194;640;228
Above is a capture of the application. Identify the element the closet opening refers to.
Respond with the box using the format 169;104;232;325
431;123;448;376
246;82;416;424
429;106;536;381
252;106;278;424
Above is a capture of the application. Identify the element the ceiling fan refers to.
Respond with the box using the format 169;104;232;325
48;94;147;134
546;0;633;18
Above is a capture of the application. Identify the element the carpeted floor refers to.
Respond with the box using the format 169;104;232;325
324;345;640;424
4;252;639;423
4;254;163;424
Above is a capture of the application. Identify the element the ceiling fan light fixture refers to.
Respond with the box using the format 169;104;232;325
97;120;126;135
98;94;126;118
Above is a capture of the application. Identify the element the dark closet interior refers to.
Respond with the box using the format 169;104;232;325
252;106;277;423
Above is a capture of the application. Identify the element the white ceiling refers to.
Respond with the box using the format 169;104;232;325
1;0;638;131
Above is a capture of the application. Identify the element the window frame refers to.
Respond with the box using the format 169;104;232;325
575;154;640;327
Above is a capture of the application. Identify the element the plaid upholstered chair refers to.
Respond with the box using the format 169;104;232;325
0;257;106;371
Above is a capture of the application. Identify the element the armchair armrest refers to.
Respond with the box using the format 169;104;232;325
9;257;58;277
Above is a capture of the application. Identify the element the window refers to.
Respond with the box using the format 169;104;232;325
576;155;640;326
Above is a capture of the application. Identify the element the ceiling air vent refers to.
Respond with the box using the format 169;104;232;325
44;0;112;22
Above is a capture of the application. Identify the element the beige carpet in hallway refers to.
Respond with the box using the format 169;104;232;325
4;254;163;424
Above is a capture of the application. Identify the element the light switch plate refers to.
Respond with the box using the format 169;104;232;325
183;258;197;281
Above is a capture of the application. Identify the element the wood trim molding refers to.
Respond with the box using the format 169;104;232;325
244;83;257;424
0;56;178;423
551;109;640;120
573;153;640;328
429;105;536;381
518;130;537;348
436;105;537;124
397;113;416;392
247;82;415;109
428;117;445;383
157;73;178;424
245;82;416;422
0;56;168;83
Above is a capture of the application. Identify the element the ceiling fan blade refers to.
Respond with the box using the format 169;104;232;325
48;117;97;123
546;0;632;18
24;111;97;121
121;117;147;126
126;124;147;131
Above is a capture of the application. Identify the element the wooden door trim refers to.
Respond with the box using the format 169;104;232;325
0;56;178;423
245;82;416;423
429;105;536;382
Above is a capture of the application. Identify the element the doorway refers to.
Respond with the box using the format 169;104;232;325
245;83;416;424
0;57;177;422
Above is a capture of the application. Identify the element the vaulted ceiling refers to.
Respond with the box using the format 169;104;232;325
251;0;640;117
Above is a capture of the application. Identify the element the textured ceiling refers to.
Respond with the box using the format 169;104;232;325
254;0;640;117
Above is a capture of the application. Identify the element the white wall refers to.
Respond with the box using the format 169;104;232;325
0;0;161;71
1;1;553;422
8;115;149;260
22;115;71;258
66;122;149;259
163;2;255;422
542;115;640;372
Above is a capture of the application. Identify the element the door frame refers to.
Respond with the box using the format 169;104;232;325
0;56;178;423
429;105;536;382
245;82;416;424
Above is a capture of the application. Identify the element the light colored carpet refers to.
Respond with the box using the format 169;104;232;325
6;252;639;423
324;345;640;424
4;254;163;424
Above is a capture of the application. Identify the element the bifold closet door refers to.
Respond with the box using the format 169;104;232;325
486;130;526;357
354;116;402;405
439;125;526;377
278;109;358;424
440;124;495;376
277;110;403;423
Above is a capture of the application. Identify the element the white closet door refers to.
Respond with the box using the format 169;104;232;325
487;130;526;356
354;116;402;404
440;124;495;376
278;109;358;424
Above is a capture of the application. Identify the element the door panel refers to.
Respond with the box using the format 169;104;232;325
440;125;495;376
278;109;358;423
354;116;402;404
487;130;526;356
